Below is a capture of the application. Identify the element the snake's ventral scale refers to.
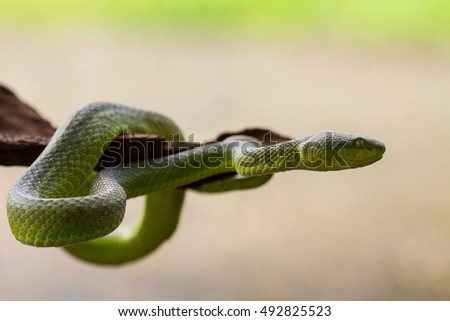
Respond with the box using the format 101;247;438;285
6;102;386;265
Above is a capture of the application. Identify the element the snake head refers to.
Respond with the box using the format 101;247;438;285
298;131;386;171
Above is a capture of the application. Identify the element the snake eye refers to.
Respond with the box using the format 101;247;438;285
353;138;364;148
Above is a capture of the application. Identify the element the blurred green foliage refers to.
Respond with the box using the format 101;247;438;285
0;0;449;45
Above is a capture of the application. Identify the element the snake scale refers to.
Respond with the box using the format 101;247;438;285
6;102;385;265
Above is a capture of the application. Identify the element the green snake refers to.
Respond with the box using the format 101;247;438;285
6;103;385;265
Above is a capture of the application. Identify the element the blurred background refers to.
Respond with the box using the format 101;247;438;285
0;0;449;300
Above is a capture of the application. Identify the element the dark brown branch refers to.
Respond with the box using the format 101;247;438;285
0;84;291;170
0;85;56;136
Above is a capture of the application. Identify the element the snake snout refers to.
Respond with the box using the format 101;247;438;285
359;137;385;157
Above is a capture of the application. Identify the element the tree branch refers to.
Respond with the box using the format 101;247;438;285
0;84;291;171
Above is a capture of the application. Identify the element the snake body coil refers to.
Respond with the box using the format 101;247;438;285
7;103;385;265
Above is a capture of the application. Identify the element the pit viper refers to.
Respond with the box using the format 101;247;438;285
6;102;385;265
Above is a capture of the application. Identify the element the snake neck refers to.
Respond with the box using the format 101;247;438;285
233;139;307;176
104;138;315;198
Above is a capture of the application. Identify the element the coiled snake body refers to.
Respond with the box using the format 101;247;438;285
7;103;385;265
